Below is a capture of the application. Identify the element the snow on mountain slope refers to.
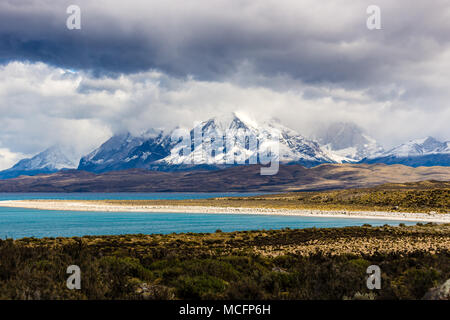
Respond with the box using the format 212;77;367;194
266;120;334;164
160;114;261;166
78;132;148;172
0;146;76;179
77;128;183;172
313;122;384;162
362;137;450;167
8;146;75;171
78;113;335;173
375;137;450;158
162;113;333;166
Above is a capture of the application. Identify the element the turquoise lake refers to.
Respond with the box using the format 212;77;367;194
0;193;417;239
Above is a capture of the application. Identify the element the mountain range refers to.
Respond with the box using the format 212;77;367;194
78;113;334;173
362;136;450;167
0;113;449;180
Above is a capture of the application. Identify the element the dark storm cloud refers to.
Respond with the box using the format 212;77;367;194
0;2;158;75
1;0;449;87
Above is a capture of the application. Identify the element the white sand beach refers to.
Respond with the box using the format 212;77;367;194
0;200;449;223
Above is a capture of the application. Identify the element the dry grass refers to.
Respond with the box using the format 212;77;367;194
2;223;449;300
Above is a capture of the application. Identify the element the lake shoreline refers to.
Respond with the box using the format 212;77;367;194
1;200;449;223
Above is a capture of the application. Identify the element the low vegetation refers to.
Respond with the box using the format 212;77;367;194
0;223;449;300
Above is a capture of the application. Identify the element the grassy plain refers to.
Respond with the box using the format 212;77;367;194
0;223;449;300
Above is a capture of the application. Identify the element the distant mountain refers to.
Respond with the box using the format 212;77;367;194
361;137;450;167
78;113;335;173
314;122;384;162
0;146;76;179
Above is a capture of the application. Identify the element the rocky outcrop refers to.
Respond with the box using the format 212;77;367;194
423;279;450;300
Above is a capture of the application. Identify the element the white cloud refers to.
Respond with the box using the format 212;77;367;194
0;148;26;170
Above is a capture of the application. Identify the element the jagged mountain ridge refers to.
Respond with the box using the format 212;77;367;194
361;136;450;167
375;137;449;157
78;130;175;172
78;113;335;173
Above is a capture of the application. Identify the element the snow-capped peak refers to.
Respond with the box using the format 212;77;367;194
6;145;76;172
197;112;258;132
376;136;450;158
78;113;336;172
313;122;384;162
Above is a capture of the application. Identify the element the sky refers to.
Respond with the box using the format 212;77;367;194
0;0;449;169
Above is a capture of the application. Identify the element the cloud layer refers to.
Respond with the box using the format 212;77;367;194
1;1;449;85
